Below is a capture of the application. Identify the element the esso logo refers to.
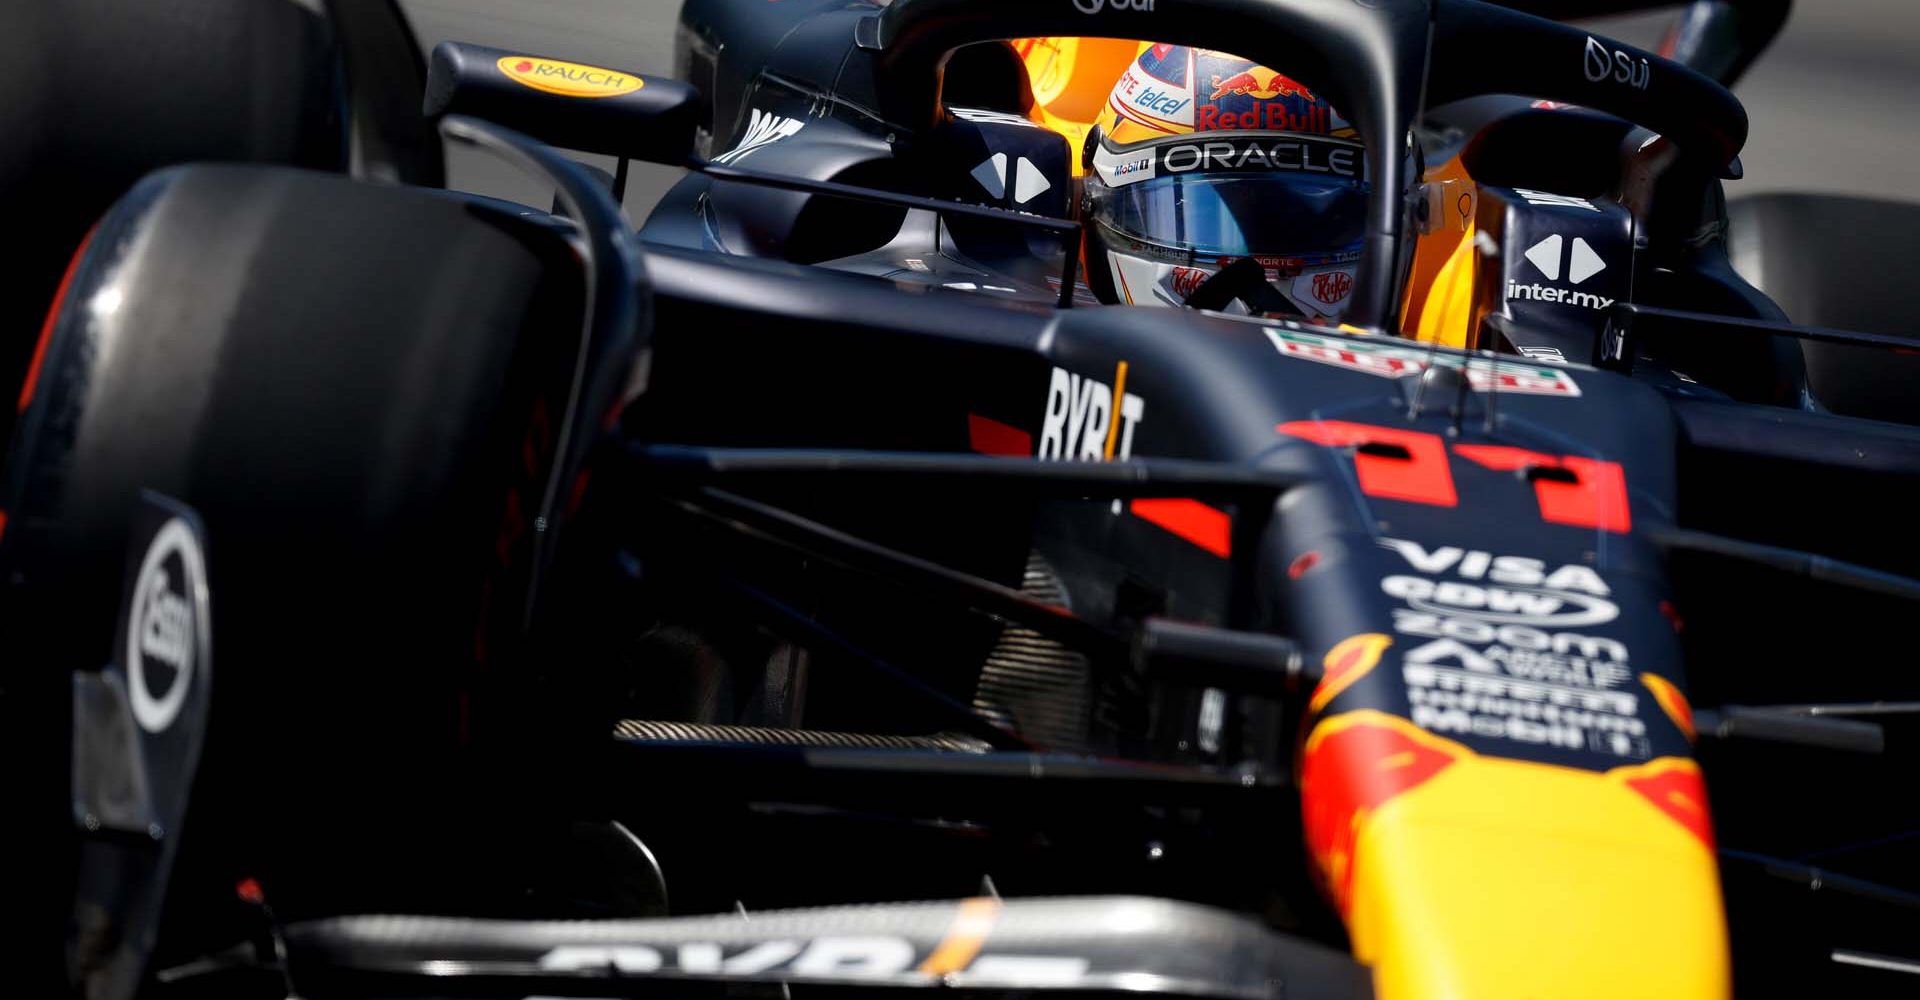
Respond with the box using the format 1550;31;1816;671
128;518;207;734
1074;0;1154;13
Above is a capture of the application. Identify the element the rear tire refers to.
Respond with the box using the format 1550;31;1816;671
0;0;348;449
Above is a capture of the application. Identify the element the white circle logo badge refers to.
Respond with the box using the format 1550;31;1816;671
127;518;207;734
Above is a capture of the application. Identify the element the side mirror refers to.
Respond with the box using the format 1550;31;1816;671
423;42;701;168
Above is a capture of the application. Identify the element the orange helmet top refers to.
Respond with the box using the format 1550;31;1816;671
1100;45;1355;145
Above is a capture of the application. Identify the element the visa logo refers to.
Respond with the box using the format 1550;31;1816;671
1134;87;1190;117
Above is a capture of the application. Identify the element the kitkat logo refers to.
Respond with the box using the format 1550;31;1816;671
1312;271;1353;305
497;55;643;98
1170;266;1210;300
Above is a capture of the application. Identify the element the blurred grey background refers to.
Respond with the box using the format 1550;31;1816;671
397;1;1920;220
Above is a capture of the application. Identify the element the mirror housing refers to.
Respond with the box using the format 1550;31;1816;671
423;42;701;166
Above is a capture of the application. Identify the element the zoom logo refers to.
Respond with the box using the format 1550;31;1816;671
1073;0;1154;13
1584;36;1650;91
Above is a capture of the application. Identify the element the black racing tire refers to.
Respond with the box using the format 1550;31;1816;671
0;0;349;452
1729;193;1920;424
0;163;585;981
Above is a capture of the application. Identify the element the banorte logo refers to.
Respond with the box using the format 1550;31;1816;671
1073;0;1154;13
497;55;644;98
1208;66;1313;102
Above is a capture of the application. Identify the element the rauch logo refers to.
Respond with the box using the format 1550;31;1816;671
497;55;644;98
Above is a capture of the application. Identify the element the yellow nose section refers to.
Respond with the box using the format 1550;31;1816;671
1304;712;1729;1000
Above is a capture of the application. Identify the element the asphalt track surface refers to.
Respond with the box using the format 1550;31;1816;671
399;1;1920;221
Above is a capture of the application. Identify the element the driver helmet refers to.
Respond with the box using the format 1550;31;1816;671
1083;45;1367;319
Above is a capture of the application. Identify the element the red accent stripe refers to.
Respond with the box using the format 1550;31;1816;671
1623;766;1715;850
1276;420;1459;508
1130;498;1231;557
19;226;98;414
967;413;1032;457
1301;719;1461;915
1453;444;1632;533
565;468;594;518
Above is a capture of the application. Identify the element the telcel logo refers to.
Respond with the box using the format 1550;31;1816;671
1074;0;1154;13
1133;87;1189;117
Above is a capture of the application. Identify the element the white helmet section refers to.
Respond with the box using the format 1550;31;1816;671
1103;254;1359;319
1105;45;1197;134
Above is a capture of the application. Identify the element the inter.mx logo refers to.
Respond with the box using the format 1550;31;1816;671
1509;233;1613;311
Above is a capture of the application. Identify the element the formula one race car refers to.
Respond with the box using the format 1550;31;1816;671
5;1;1920;999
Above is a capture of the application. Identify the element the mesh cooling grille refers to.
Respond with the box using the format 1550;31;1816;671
972;553;1090;752
612;720;992;753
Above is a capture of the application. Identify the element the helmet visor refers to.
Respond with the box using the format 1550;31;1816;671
1094;171;1368;259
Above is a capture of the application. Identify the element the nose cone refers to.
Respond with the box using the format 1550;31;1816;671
1303;713;1729;1000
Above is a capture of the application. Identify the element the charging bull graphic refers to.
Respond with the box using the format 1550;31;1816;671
1208;66;1314;102
1191;55;1345;135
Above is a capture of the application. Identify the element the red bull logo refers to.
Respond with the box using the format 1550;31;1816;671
1300;711;1465;913
1208;67;1314;102
1641;672;1695;740
1308;634;1392;714
1617;757;1715;849
1195;103;1333;134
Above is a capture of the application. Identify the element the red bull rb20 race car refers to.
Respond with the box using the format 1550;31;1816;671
4;0;1920;998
